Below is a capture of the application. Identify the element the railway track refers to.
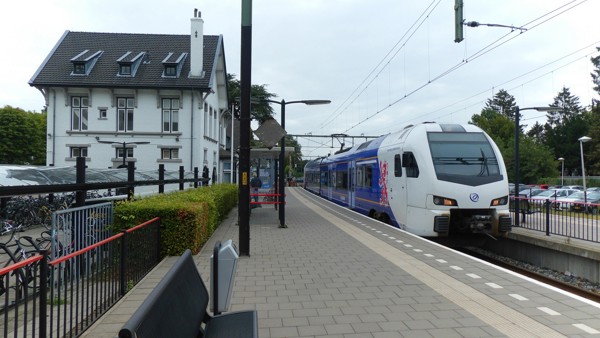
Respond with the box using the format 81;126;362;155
459;247;600;303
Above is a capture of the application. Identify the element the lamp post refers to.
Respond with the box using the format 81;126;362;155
558;157;564;187
97;140;150;168
514;106;562;226
266;99;331;228
578;136;591;205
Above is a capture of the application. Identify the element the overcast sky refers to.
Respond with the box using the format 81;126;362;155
1;0;599;158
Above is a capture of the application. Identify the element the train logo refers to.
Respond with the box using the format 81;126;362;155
470;193;479;202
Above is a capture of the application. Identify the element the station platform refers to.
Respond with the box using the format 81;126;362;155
82;187;600;338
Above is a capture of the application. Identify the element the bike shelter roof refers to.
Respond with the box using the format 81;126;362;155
0;165;188;186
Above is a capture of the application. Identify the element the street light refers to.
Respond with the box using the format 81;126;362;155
558;157;564;186
97;140;150;168
265;99;331;228
514;106;562;226
578;136;591;205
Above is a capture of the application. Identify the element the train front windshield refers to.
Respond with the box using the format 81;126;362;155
428;132;503;186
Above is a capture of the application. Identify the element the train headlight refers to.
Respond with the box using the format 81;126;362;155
490;196;508;206
433;195;458;206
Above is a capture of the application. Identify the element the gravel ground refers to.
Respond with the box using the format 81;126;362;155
467;246;600;295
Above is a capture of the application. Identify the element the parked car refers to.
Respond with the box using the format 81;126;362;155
529;189;580;210
517;187;544;198
553;191;587;210
570;191;600;214
562;185;584;190
530;188;579;201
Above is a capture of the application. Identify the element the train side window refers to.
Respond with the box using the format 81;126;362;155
402;152;419;178
394;154;402;177
356;166;364;187
365;166;373;187
336;170;347;189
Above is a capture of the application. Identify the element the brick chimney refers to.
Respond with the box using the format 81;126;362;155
190;9;204;77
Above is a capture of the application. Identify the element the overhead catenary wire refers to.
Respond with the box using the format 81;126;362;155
336;0;589;135
301;1;592;157
318;0;442;130
366;41;600;135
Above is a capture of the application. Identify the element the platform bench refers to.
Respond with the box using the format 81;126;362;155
119;249;258;338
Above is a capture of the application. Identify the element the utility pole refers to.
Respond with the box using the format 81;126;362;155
238;0;252;256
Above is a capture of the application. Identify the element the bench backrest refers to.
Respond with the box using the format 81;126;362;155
119;249;209;338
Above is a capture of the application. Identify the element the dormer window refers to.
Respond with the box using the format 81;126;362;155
120;64;131;75
73;62;86;74
117;51;145;77
162;52;187;78
165;65;177;76
70;50;103;76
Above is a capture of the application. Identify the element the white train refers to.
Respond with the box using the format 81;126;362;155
304;122;512;237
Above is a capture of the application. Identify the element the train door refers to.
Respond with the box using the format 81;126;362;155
389;153;408;229
348;161;356;208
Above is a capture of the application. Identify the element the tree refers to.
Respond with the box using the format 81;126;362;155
227;73;277;123
0;106;46;165
543;88;587;174
484;89;517;119
586;47;600;175
585;104;600;175
591;46;600;96
283;135;303;177
526;122;545;144
545;87;582;127
471;92;557;184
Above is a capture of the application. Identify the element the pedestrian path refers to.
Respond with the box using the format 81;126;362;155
82;187;600;337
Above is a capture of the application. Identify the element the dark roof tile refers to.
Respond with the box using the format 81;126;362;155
30;31;220;90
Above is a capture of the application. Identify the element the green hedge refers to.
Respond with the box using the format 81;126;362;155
114;183;238;256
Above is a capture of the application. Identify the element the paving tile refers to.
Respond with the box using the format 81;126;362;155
81;188;600;338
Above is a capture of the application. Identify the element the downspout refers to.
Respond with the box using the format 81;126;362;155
194;91;211;171
51;89;56;166
190;91;194;170
230;112;234;183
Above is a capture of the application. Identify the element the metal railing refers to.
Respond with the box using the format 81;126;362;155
511;196;600;243
51;203;113;261
0;217;161;338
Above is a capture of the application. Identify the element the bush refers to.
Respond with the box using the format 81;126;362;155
114;184;237;256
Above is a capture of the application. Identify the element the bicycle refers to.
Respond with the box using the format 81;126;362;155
0;225;40;300
1;218;23;236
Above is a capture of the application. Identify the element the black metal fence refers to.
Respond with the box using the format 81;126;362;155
511;196;600;243
0;217;161;338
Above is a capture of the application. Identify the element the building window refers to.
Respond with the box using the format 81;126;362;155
164;65;177;77
71;96;89;131
209;107;214;139
161;148;179;159
213;110;217;139
162;98;179;132
117;97;134;132
120;64;131;75
70;147;88;158
204;103;209;136
98;107;107;119
117;147;134;159
73;62;86;74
